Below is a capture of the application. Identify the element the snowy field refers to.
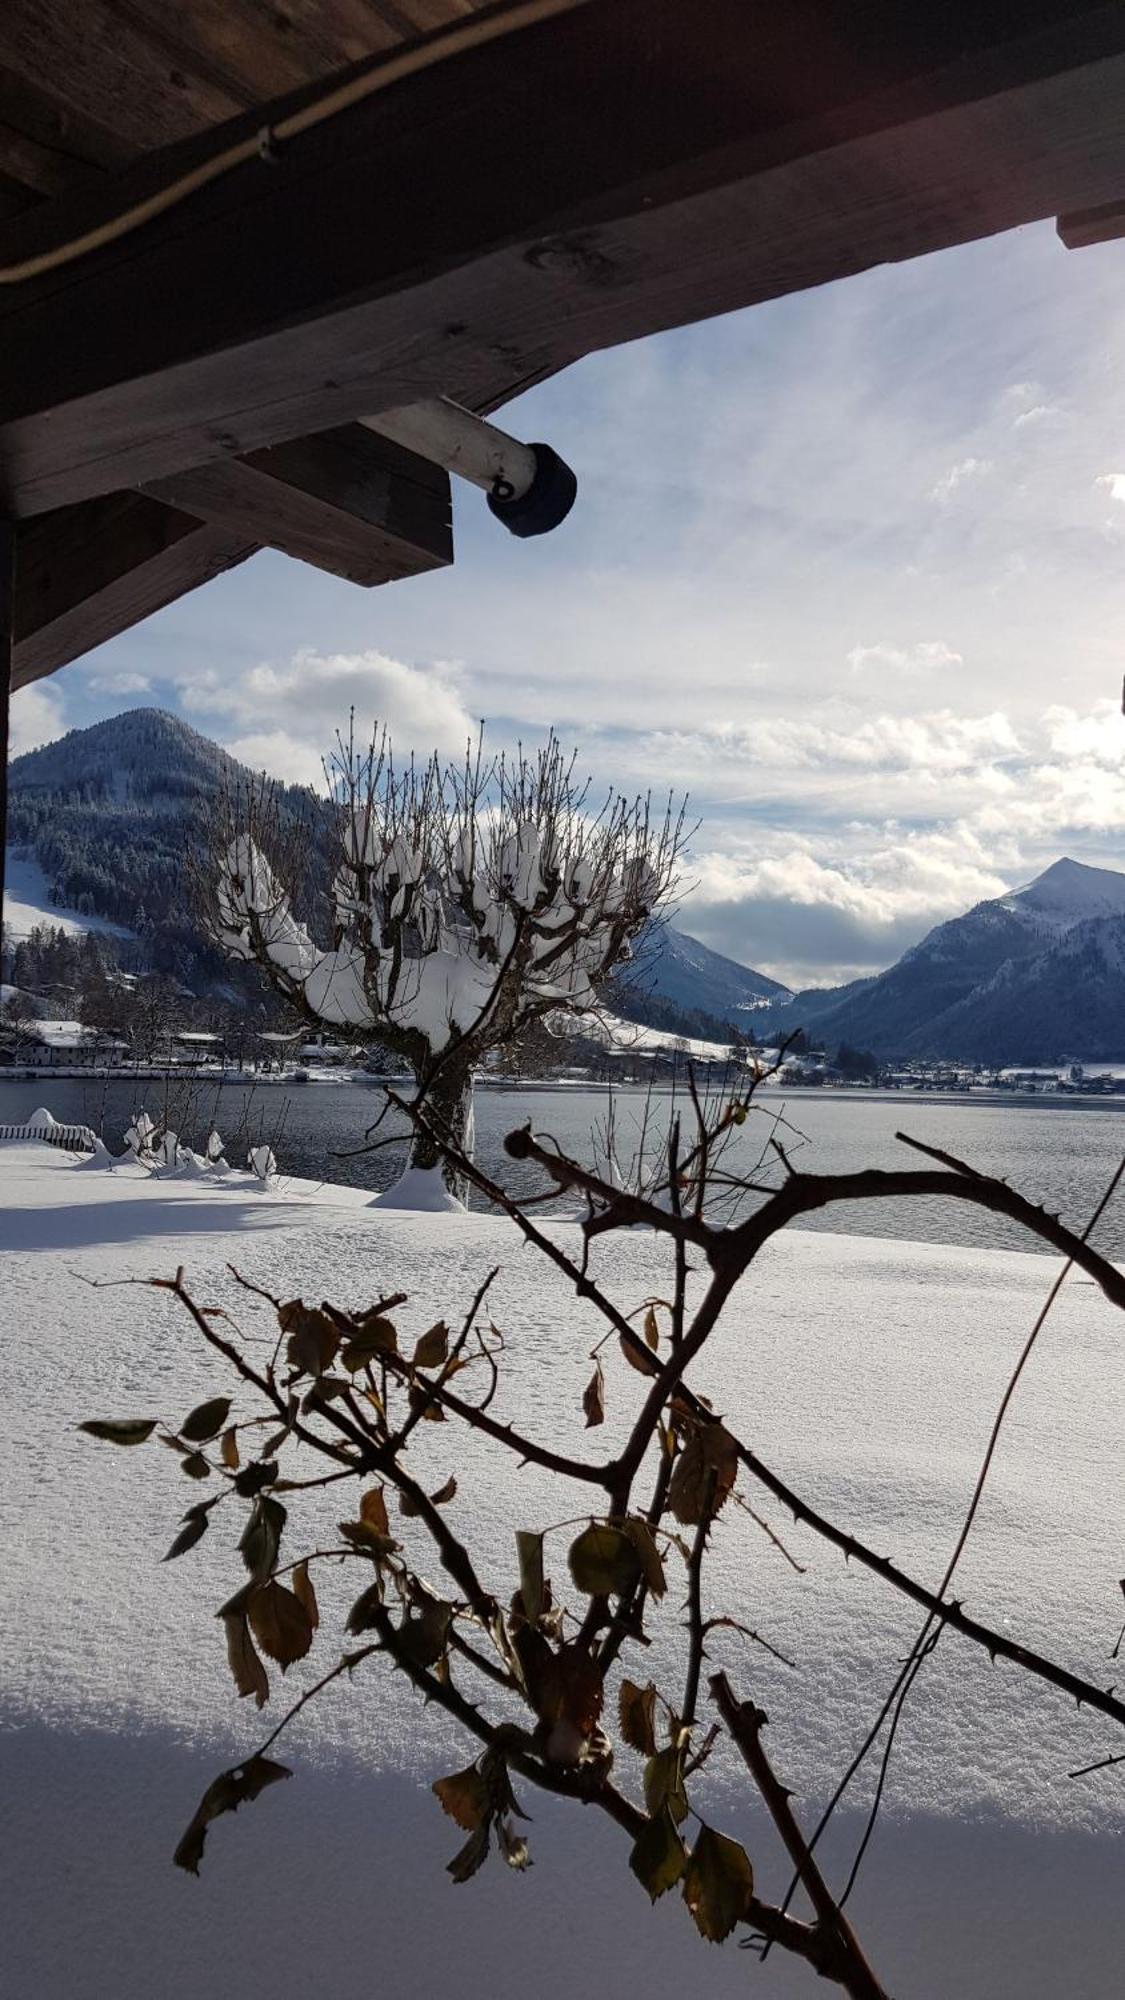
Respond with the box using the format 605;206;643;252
2;850;134;942
4;1140;1125;1996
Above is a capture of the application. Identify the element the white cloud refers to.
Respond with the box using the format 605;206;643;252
846;639;963;676
10;682;66;758
87;670;151;695
1013;404;1061;429
180;648;476;768
930;456;992;503
1095;473;1125;503
223;730;327;789
1041;700;1125;764
657;699;1125;983
680;826;1011;986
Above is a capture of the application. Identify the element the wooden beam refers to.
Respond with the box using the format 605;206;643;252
1057;196;1125;247
5;3;1125;515
0;0;247;155
12;492;255;691
145;423;452;584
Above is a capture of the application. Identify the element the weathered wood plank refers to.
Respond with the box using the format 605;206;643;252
12;493;255;690
0;0;247;152
111;0;407;104
0;60;134;175
4;2;1125;514
145;423;451;583
1057;196;1125;247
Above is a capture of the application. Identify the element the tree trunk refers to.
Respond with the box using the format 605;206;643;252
408;1056;474;1202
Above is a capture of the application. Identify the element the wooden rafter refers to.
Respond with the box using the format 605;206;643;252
12;493;255;691
3;3;1125;518
144;425;452;589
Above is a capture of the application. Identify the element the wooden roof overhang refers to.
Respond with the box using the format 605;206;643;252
4;0;1125;703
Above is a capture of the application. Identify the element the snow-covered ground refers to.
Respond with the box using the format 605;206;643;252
2;850;134;941
4;1140;1125;1997
596;1011;756;1061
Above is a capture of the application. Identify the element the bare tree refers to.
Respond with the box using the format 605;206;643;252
207;730;685;1199
0;984;37;1051
82;1068;1125;1996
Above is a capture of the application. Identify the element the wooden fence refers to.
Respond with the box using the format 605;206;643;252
0;1121;97;1152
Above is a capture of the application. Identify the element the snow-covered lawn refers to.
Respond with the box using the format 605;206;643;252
4;1141;1125;1997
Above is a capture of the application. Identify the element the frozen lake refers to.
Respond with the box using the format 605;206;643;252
2;1072;1125;1257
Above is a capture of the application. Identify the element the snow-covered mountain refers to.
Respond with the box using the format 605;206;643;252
644;924;790;1016
1000;855;1125;931
761;858;1125;1061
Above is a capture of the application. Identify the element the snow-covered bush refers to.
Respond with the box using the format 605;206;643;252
208;731;684;1199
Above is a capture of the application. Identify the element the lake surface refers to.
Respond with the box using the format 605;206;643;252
2;1073;1124;1260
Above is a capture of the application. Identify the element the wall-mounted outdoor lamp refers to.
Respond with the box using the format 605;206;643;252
361;397;577;538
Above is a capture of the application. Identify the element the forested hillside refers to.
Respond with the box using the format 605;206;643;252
7;710;324;986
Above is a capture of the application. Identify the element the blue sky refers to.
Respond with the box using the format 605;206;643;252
12;216;1125;987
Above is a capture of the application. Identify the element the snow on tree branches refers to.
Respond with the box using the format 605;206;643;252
209;730;686;1199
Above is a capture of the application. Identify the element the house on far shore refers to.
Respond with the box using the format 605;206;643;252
166;1030;226;1066
0;1019;128;1067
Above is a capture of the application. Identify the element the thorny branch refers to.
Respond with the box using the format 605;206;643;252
83;1068;1125;1999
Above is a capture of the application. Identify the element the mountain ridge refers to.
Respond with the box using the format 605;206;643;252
760;857;1125;1061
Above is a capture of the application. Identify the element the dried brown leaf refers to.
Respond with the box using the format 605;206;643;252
568;1522;641;1598
412;1320;450;1369
180;1396;232;1443
78;1418;157;1446
446;1820;491;1883
682;1825;754;1942
497;1816;532;1870
338;1519;399;1559
359;1485;390;1535
291;1559;319;1629
408;1383;445;1423
247;1580;314;1670
582;1360;605;1428
238;1495;286;1583
516;1530;545;1627
163;1505;211;1562
644;1743;688;1823
397;1599;453;1669
342;1315;399;1369
618;1678;659;1756
283;1305;340;1379
432;1763;490;1831
222;1610;269;1708
346;1579;385;1634
629;1805;686;1901
619;1333;660;1377
669;1424;738;1526
173;1755;290;1875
